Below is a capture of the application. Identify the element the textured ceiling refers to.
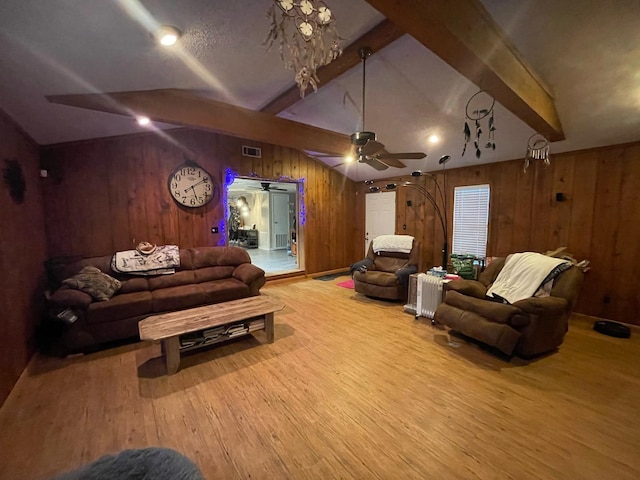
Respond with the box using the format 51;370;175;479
1;0;639;181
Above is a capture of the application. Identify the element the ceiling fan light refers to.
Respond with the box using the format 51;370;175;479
156;25;181;46
429;134;440;144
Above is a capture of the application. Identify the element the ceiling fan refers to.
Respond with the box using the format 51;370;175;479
317;46;427;171
247;182;288;192
260;182;288;191
230;180;290;193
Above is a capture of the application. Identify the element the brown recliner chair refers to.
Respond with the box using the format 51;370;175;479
433;256;584;358
351;237;419;301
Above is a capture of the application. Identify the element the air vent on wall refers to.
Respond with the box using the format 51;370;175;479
242;145;262;158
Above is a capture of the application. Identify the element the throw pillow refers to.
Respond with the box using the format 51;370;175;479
62;266;121;301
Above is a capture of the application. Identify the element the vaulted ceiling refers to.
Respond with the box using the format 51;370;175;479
1;0;639;181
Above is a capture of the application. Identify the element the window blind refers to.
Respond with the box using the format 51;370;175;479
452;184;490;258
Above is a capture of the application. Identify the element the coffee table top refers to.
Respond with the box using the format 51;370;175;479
138;295;284;341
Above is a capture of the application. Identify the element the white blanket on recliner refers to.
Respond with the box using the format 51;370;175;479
372;235;414;254
486;252;569;304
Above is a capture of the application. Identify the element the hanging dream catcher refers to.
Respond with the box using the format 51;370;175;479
462;90;496;159
523;133;550;172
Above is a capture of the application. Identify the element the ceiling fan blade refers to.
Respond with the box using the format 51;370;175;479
377;157;406;168
360;140;385;157
376;152;427;160
361;157;389;171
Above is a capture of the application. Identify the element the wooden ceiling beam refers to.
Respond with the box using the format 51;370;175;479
260;19;404;115
364;0;565;141
47;89;352;156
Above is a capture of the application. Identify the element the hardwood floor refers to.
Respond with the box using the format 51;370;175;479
1;277;639;480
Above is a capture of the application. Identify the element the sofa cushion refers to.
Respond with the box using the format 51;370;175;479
86;291;152;325
434;303;522;355
200;278;250;303
190;246;250;268
47;255;115;289
372;256;408;274
232;263;266;285
446;279;487;299
49;288;93;310
62;266;122;301
354;280;401;300
148;271;196;290
151;285;206;312
478;257;506;287
445;290;529;327
354;270;399;287
118;277;150;294
177;249;194;270
194;266;236;283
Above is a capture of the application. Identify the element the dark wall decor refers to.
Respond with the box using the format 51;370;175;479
3;158;26;204
462;90;496;159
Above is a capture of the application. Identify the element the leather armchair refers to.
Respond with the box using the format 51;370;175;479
434;256;584;357
351;237;419;301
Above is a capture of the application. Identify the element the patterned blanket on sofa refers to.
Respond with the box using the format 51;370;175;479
111;245;180;275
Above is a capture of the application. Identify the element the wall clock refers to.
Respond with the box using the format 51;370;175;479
167;161;219;208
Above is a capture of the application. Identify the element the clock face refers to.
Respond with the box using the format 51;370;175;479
168;163;219;208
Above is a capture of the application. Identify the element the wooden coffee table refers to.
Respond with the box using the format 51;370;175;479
138;295;284;375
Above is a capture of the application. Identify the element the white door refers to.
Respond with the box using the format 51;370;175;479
271;193;290;250
365;191;396;254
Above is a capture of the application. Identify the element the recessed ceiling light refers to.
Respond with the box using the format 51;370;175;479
428;134;440;144
156;25;181;46
137;116;151;126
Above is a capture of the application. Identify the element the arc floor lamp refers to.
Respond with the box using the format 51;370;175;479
367;155;451;270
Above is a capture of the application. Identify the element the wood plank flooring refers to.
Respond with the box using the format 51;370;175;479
1;277;639;480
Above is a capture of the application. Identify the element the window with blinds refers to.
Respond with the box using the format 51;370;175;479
452;184;490;258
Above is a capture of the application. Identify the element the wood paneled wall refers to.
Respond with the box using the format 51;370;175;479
355;142;640;325
0;111;48;407
40;129;358;274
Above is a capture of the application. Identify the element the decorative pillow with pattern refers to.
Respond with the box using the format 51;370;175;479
62;266;121;301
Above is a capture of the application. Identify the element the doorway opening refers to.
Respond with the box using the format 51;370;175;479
227;177;303;276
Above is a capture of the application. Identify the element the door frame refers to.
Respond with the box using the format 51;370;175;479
226;176;304;272
365;190;396;255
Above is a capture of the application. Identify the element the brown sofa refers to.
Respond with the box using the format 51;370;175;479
433;256;584;358
45;246;266;354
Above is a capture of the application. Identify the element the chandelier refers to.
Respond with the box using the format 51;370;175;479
265;0;342;97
